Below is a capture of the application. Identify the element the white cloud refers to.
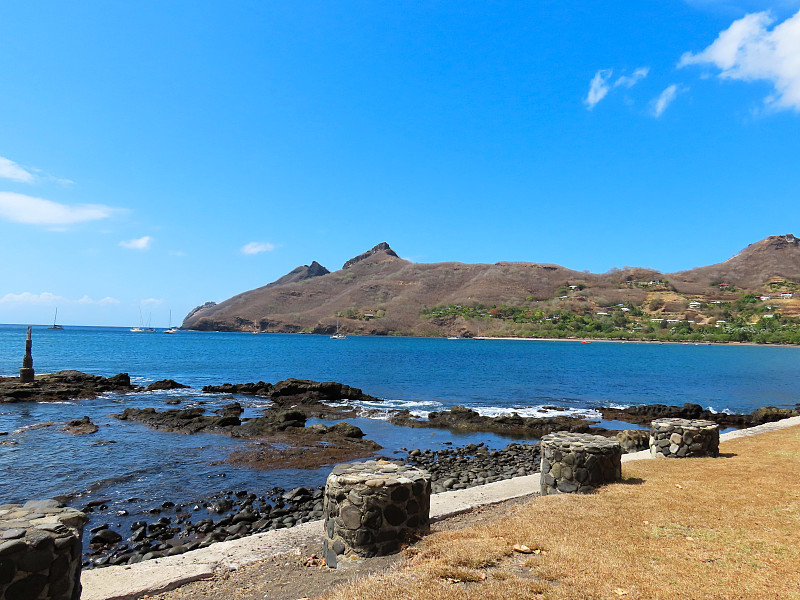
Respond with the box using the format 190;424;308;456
0;292;122;306
241;241;275;255
119;236;153;250
140;298;163;306
0;292;66;305
585;69;613;109
78;295;120;305
614;67;650;88
0;157;35;183
0;191;116;226
585;67;651;109
679;9;800;111
651;84;683;117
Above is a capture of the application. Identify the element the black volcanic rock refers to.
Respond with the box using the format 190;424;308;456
342;242;399;269
389;405;598;438
146;379;189;391
0;370;138;403
598;403;798;428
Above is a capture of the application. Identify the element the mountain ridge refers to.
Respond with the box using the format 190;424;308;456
181;235;800;339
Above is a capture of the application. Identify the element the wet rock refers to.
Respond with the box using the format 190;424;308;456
145;379;190;391
214;403;243;417
202;378;382;419
599;403;798;428
62;416;99;435
750;406;797;424
407;441;540;494
328;422;364;438
0;370;138;404
390;405;596;438
113;407;241;433
90;529;122;545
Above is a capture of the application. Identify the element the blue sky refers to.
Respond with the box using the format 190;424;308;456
1;1;799;327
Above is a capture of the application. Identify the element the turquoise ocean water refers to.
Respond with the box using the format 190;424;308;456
1;324;798;524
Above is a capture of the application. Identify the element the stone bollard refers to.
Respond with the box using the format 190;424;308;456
540;432;622;495
649;418;720;458
323;460;431;568
0;499;87;600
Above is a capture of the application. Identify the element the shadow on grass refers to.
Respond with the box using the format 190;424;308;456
717;452;737;459
618;477;645;486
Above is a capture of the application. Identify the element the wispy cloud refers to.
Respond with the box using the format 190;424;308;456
679;9;800;111
615;67;650;89
78;295;120;305
0;157;35;183
0;292;120;307
0;191;116;226
0;292;66;305
585;69;614;109
119;236;153;250
651;84;683;117
585;67;650;109
241;241;275;255
140;298;163;306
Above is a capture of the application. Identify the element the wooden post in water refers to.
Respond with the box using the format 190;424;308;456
19;326;34;383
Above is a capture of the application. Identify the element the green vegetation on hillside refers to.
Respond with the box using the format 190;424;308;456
421;295;800;343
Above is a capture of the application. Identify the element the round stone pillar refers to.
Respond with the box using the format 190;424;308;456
0;499;87;600
323;460;430;568
540;432;622;495
649;418;719;458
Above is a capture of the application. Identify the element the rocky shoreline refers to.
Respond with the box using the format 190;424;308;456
598;402;799;428
80;440;542;569
0;370;137;403
3;370;798;571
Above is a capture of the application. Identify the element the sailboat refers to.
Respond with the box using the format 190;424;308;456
48;308;64;330
130;306;145;332
330;314;347;339
164;310;178;334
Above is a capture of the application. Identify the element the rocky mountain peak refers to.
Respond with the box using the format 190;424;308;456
342;242;399;269
269;260;331;287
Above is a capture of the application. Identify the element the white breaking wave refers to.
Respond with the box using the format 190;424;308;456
344;398;444;420
470;405;603;420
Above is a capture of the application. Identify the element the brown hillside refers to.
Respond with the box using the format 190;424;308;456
667;234;800;293
181;236;800;335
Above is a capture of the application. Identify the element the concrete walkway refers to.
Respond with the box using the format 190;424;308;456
81;415;800;600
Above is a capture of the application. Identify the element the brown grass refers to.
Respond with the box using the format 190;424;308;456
320;426;800;600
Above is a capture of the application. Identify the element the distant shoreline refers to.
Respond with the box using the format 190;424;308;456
470;335;800;348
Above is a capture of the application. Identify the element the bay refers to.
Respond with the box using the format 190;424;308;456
1;324;798;543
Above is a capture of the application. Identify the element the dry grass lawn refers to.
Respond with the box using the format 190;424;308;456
320;426;800;600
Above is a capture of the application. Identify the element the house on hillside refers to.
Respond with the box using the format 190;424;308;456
781;292;794;299
688;301;702;309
